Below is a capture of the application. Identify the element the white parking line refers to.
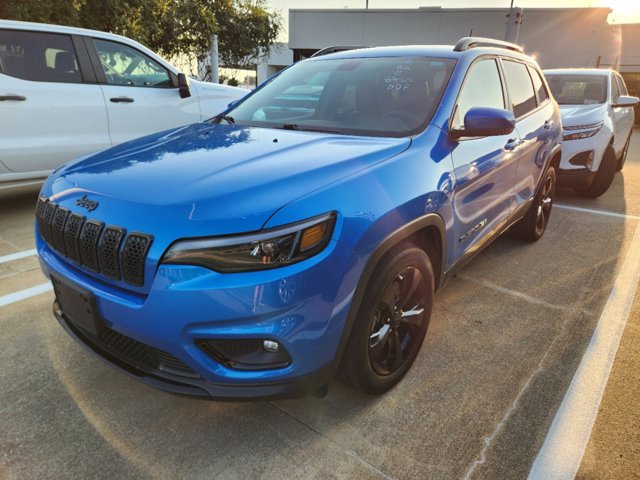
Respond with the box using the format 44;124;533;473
0;282;52;308
555;203;640;220
528;221;640;480
0;249;38;264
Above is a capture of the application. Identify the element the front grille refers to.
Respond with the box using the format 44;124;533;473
36;197;153;287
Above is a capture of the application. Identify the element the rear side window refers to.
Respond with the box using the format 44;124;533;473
502;60;537;118
528;65;549;104
453;59;505;129
0;29;82;83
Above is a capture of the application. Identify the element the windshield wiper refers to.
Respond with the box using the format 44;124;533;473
279;123;343;134
212;114;236;124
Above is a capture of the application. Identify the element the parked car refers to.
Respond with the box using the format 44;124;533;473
0;20;247;187
36;37;562;400
544;68;639;197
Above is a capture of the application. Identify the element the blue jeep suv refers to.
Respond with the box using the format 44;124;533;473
36;37;562;399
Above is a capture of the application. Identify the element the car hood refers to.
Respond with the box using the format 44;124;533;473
47;123;410;237
558;104;606;127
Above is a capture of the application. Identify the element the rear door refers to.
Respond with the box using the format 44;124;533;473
88;38;202;145
0;29;109;174
449;57;520;263
500;59;555;214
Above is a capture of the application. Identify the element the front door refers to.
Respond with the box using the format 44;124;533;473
89;38;201;146
449;58;520;264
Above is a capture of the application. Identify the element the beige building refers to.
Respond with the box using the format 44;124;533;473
258;6;640;111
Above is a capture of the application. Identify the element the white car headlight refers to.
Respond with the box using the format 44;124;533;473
562;121;604;141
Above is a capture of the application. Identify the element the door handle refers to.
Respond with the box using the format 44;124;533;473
505;138;522;151
0;95;26;101
544;120;554;130
110;97;134;103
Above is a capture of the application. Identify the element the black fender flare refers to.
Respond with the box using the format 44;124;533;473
330;213;446;374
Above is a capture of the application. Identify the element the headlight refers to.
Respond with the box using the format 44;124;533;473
562;121;603;141
161;212;336;273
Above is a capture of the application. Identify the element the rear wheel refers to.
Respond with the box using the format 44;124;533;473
576;144;616;198
616;136;631;171
340;244;434;394
512;167;555;242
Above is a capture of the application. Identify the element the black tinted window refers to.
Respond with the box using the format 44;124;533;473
454;59;505;129
0;29;82;83
528;65;549;104
502;60;537;117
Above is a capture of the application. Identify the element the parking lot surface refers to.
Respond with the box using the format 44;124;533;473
1;131;639;479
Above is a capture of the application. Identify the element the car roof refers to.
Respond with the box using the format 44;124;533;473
0;19;137;44
543;68;612;77
305;44;536;65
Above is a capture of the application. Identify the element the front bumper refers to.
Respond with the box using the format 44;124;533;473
557;126;610;188
39;234;362;400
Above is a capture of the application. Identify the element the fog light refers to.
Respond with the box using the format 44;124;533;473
263;340;279;352
197;338;291;370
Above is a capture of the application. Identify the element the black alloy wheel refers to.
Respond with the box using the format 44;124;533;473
368;266;427;376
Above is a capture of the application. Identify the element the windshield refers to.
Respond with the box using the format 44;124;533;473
544;74;608;105
224;56;456;137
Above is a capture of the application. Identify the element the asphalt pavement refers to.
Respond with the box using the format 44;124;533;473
1;131;639;480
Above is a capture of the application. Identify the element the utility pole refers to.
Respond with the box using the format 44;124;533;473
210;34;219;83
505;2;523;44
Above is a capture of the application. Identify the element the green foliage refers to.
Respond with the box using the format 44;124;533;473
0;0;281;65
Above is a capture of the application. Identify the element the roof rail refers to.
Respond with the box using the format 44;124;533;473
453;37;524;54
310;46;368;58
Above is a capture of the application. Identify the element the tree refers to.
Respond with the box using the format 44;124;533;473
0;0;281;66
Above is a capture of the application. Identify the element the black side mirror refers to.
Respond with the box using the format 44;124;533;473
178;73;191;99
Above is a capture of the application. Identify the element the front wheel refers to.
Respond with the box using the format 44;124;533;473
512;167;556;242
576;144;616;198
616;136;631;172
340;244;434;394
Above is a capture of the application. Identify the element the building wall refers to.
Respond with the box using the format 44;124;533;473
287;7;622;70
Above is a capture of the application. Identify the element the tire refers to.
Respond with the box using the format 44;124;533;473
512;167;556;242
340;244;434;394
616;136;631;172
576;144;616;198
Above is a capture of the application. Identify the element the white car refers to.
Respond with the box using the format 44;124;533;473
544;68;638;197
0;20;248;188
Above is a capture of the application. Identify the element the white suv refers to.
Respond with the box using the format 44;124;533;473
544;68;638;197
0;20;248;188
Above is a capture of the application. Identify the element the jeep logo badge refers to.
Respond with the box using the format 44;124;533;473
75;194;99;212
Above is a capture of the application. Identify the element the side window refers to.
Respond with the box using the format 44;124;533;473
0;29;82;83
610;75;621;103
453;59;505;129
528;65;549;104
615;75;628;96
502;60;537;118
93;39;171;88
